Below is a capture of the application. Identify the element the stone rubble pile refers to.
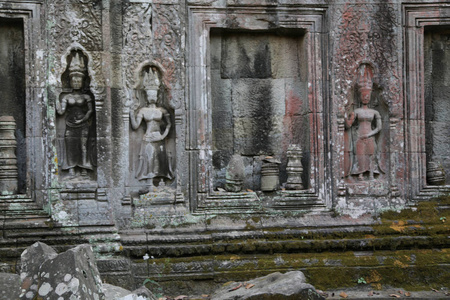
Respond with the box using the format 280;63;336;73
0;242;156;300
0;242;325;300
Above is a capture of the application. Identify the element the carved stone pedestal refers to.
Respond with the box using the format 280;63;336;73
136;188;176;206
261;157;280;192
0;116;18;195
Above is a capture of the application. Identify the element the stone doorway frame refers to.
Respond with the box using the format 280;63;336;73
186;4;329;212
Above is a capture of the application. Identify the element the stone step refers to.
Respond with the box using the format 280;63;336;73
1;208;48;215
0;195;33;202
0;201;41;212
0;199;50;221
3;214;49;222
0;201;39;207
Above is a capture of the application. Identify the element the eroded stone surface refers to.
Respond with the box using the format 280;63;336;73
118;286;157;300
102;283;131;299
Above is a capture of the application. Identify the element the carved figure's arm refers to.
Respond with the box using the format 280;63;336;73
345;111;356;129
367;110;382;138
161;109;171;140
73;96;94;124
130;108;143;130
56;96;68;115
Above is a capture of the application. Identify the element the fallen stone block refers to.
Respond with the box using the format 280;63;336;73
19;241;58;299
35;244;105;300
211;271;325;300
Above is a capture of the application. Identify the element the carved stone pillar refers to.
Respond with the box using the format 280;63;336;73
0;116;18;194
286;144;304;190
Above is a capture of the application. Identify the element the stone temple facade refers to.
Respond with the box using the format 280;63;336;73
0;0;449;294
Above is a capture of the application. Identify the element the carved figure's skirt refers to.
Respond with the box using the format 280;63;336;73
136;140;171;180
63;124;94;170
351;136;379;175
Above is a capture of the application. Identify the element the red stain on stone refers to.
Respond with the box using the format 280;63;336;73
285;90;302;117
284;90;303;146
21;276;32;289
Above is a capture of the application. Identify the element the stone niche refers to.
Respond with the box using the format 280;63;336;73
424;26;450;185
404;4;450;199
127;63;177;204
187;6;328;211
56;50;97;182
0;17;26;194
210;29;309;191
342;63;391;195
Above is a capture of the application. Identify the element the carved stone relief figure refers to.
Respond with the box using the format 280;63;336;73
130;66;173;186
57;51;96;179
345;64;383;182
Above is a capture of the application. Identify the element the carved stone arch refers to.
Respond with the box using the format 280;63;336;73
59;42;105;104
345;61;381;109
133;60;176;110
134;61;166;89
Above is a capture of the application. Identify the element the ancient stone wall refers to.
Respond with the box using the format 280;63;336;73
0;0;449;293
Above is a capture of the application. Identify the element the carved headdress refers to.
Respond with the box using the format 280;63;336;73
69;52;86;78
142;67;160;91
356;63;374;90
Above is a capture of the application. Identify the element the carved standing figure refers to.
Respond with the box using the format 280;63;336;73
56;51;95;177
345;64;382;181
130;67;172;184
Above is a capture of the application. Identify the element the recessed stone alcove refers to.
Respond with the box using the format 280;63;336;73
424;27;450;185
56;50;97;181
404;5;450;198
187;7;327;211
210;29;309;191
0;17;26;193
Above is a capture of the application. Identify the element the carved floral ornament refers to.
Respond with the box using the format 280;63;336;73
334;3;400;117
52;0;102;50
